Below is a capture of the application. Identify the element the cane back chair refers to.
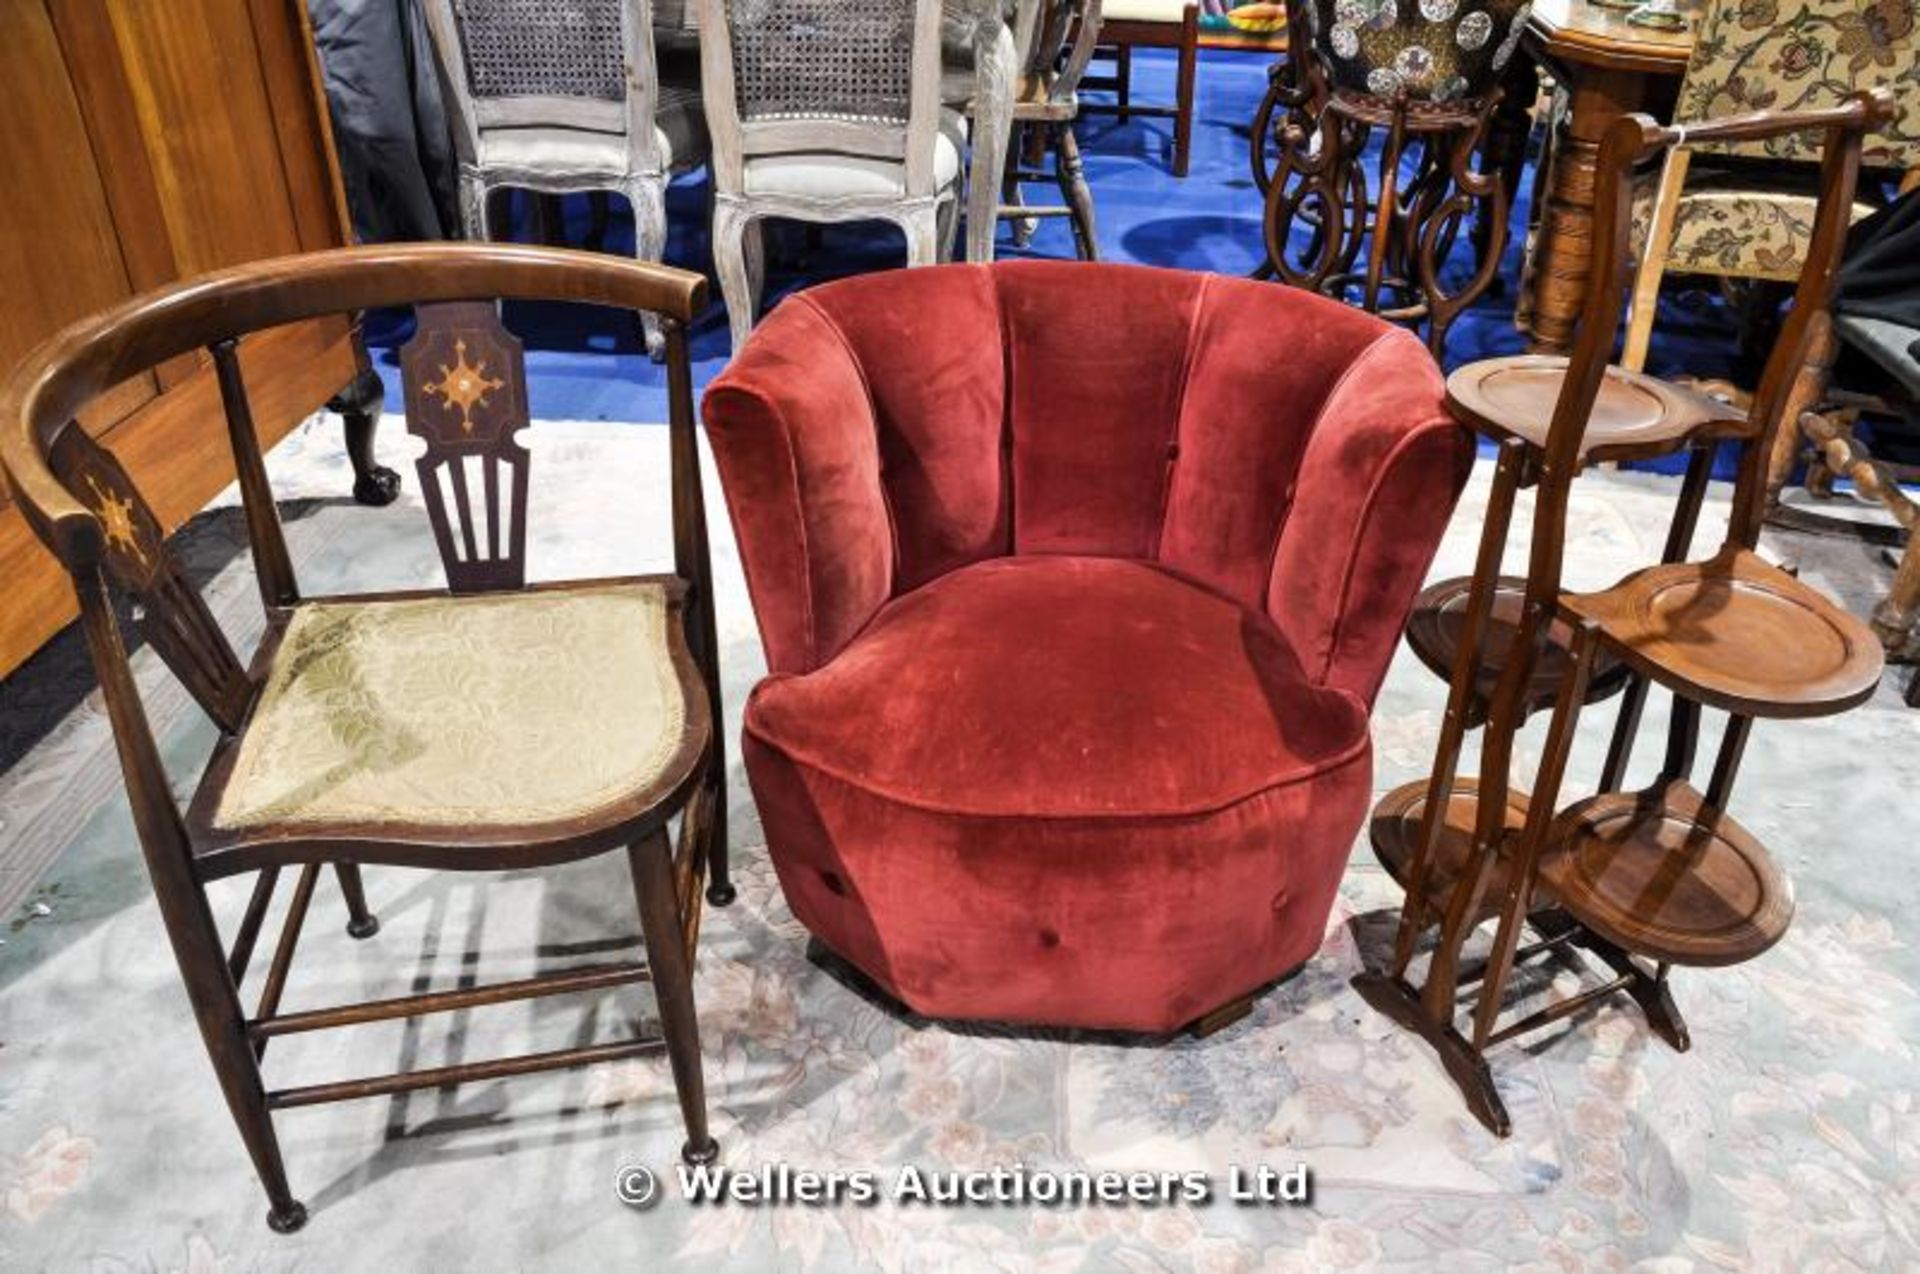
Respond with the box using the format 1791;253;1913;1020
1357;93;1891;1135
0;245;732;1230
419;0;708;360
698;0;962;352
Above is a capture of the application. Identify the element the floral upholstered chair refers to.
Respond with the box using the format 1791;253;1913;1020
1620;0;1920;371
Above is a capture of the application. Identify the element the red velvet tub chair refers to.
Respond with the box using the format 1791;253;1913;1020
704;262;1472;1034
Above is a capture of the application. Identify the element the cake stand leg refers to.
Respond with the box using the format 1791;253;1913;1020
1572;931;1693;1053
1389;439;1530;979
1471;619;1599;1049
1353;971;1511;1137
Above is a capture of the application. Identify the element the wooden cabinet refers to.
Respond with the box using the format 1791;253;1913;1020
0;0;369;678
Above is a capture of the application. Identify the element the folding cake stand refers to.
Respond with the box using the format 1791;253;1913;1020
1354;93;1894;1135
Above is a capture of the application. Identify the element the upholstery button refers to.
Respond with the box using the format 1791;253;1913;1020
1039;928;1061;948
820;871;848;897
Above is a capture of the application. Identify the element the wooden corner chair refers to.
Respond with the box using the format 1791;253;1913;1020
0;244;732;1231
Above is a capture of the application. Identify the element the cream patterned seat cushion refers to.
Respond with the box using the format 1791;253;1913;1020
214;584;690;831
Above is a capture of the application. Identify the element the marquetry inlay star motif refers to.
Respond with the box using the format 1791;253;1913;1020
423;339;505;433
87;474;146;565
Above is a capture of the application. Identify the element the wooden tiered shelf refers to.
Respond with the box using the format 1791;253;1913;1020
1358;93;1896;1139
1369;778;1531;920
1563;547;1886;717
1407;575;1633;727
1540;781;1794;967
1445;355;1752;464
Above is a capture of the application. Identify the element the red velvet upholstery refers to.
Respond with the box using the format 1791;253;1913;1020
705;263;1471;1033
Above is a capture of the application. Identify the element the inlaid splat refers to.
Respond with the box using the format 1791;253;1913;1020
48;427;252;731
399;301;532;591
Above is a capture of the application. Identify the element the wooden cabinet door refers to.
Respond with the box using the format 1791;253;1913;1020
0;4;158;430
0;0;358;678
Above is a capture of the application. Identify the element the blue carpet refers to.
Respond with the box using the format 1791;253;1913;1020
368;47;1744;462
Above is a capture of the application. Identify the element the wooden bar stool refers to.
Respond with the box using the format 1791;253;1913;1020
1355;91;1893;1135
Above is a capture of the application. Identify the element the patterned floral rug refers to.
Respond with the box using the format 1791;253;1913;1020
1;416;1915;1271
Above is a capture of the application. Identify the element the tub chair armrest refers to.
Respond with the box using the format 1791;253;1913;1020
1267;328;1474;705
704;297;895;675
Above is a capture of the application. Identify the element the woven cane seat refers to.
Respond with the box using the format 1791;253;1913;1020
212;583;695;831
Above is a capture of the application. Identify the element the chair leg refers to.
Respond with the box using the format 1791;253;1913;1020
629;829;718;1166
705;765;735;907
1621;151;1689;374
626;176;671;362
1878;538;1920;665
163;878;306;1230
1173;5;1200;178
334;863;378;939
1116;44;1133;121
901;207;942;269
713;200;760;354
743;219;766;319
937;194;962;262
1766;311;1838;506
1054;125;1100;261
458;172;489;242
1004;122;1036;249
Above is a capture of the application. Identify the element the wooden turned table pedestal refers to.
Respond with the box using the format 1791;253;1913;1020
1510;0;1700;353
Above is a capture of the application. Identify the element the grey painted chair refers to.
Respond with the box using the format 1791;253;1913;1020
419;0;708;358
697;0;962;351
943;0;1039;262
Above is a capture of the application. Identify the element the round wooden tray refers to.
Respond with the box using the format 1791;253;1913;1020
1406;576;1632;727
1445;355;1750;465
1538;780;1794;967
1370;777;1534;923
1562;548;1885;718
